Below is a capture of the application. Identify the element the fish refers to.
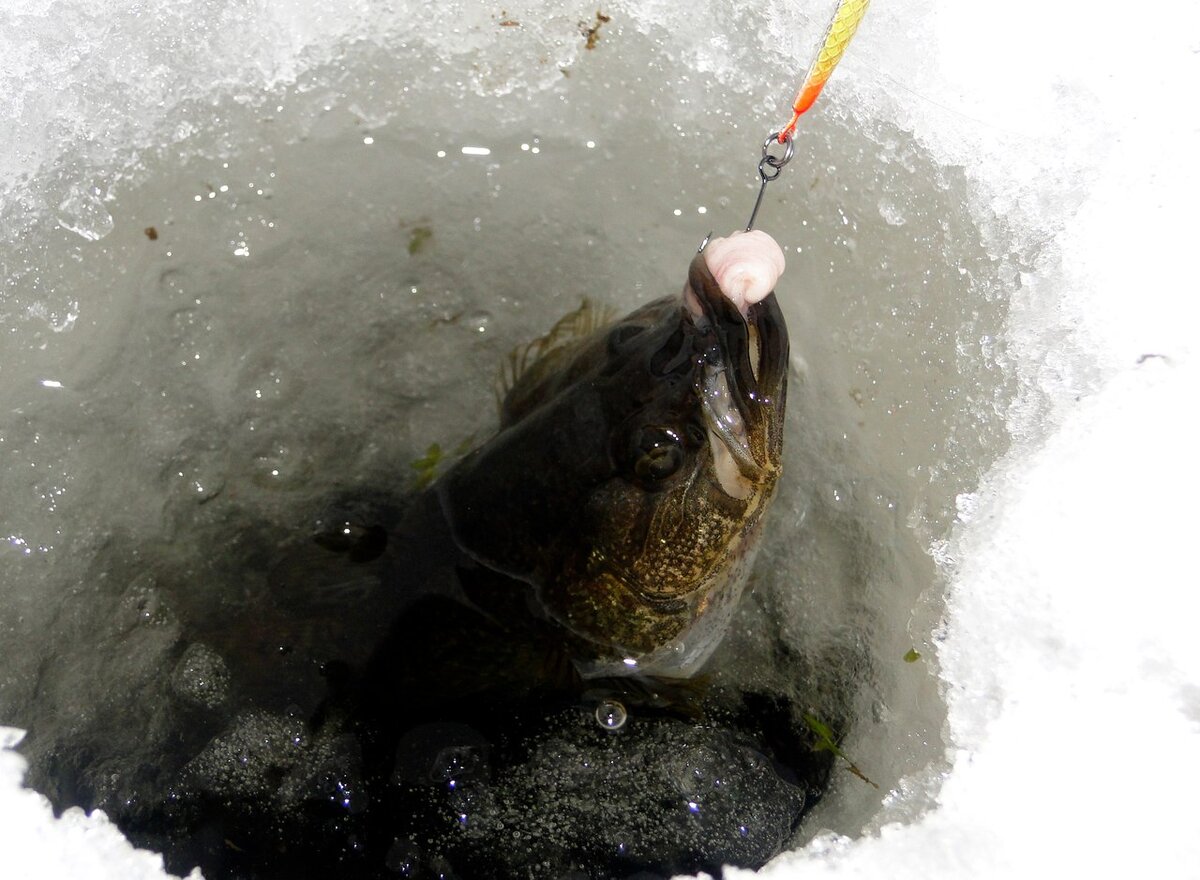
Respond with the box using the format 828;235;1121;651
275;228;793;870
222;229;794;715
239;229;791;698
433;228;790;679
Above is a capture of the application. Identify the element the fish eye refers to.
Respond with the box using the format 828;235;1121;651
631;426;685;482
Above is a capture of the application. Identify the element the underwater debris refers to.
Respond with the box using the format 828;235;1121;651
804;713;879;789
409;442;444;489
581;10;611;50
407;224;433;255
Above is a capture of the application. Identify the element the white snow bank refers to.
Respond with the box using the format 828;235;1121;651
0;729;199;880
746;1;1200;876
747;354;1200;879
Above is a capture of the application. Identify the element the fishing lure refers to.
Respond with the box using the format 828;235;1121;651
746;0;870;231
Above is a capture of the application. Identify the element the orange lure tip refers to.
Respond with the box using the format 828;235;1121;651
779;0;870;141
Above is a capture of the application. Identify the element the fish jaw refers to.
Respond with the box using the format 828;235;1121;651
569;233;791;678
683;230;789;502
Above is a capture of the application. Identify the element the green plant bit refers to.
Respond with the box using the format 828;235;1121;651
407;225;433;255
409;442;443;489
803;713;879;789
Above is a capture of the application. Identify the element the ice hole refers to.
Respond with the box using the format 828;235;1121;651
4;1;1198;878
0;2;1044;872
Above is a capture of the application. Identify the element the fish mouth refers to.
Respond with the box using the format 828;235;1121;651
683;249;789;498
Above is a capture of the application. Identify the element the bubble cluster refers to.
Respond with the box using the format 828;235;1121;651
169;642;230;710
452;710;809;878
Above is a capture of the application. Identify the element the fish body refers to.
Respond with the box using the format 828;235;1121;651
433;231;790;679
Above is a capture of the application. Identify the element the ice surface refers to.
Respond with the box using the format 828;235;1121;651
3;0;1200;878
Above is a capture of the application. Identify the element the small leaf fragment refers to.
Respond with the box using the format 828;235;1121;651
410;442;444;488
803;712;880;790
407;225;433;255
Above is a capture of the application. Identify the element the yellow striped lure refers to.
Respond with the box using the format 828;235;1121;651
745;0;870;230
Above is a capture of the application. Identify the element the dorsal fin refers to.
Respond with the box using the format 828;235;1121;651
494;298;616;414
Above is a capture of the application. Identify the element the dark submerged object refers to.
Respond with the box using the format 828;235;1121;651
441;245;790;678
28;246;833;878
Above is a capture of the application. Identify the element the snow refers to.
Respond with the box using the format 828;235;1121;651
748;356;1200;879
0;730;199;880
3;0;1200;877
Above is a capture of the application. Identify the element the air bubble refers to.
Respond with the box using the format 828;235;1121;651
595;699;627;731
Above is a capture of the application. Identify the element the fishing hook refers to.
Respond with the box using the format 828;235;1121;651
745;131;794;232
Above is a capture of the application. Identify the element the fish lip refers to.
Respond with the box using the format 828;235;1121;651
684;251;789;472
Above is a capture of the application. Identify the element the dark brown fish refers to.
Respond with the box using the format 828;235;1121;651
436;236;789;679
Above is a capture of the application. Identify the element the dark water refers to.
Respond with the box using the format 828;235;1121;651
19;451;835;880
4;132;846;873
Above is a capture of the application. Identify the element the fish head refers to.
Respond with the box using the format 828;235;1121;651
439;234;789;678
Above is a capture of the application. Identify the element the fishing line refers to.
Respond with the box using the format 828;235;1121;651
745;0;871;231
